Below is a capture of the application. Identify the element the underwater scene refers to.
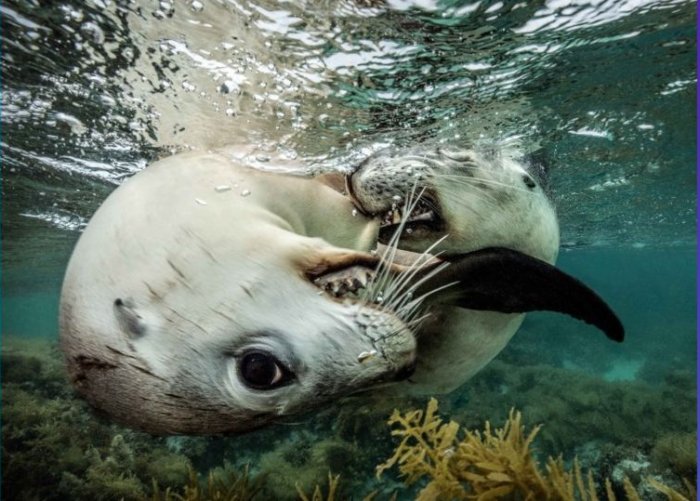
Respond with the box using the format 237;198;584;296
2;0;696;500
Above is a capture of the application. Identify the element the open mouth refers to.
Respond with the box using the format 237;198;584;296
377;191;444;242
309;254;442;332
344;173;443;242
313;264;376;298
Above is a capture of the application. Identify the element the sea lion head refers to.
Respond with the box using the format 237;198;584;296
346;144;622;396
347;144;560;264
59;151;430;435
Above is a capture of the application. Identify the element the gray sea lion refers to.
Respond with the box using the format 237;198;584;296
346;144;623;395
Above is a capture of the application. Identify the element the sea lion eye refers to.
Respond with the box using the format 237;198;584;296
522;174;536;189
238;351;291;389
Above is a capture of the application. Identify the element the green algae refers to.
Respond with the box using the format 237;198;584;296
1;336;695;500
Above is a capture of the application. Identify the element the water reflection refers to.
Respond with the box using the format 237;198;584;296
1;0;696;292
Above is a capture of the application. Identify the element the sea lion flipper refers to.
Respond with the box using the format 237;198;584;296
415;247;624;342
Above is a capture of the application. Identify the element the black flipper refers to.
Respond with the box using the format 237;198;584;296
414;247;624;342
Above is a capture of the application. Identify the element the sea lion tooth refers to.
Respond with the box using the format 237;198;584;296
357;349;377;363
314;264;377;297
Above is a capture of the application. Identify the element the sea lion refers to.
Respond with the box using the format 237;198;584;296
60;144;622;435
59;146;425;434
345;144;623;395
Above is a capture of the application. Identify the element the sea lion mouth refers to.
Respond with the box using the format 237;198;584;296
310;252;444;330
313;264;376;298
344;172;444;243
376;191;444;243
345;181;444;245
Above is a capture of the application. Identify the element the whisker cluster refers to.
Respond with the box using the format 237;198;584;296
360;183;452;334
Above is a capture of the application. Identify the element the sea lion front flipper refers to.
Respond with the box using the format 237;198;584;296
414;247;624;342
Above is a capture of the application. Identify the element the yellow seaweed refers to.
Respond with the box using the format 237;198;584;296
376;398;696;501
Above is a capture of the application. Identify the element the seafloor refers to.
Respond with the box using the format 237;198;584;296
2;333;695;501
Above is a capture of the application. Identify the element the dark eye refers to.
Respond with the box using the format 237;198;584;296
522;174;536;189
238;351;292;390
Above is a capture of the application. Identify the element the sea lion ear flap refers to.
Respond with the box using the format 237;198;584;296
414;247;624;342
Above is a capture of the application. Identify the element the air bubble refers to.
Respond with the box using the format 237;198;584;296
80;22;105;44
219;80;239;94
99;94;116;107
55;112;86;135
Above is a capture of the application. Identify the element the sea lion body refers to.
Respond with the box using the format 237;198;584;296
60;148;418;434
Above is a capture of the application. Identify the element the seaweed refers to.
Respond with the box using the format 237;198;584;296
296;473;342;501
2;336;696;501
258;436;363;500
377;398;697;501
149;464;264;501
651;432;697;480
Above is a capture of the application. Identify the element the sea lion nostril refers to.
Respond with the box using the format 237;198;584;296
522;174;536;189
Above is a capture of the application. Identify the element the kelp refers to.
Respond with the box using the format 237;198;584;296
377;398;696;501
296;473;342;501
149;464;264;501
2;337;695;501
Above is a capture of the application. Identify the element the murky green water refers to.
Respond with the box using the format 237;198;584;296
2;0;696;499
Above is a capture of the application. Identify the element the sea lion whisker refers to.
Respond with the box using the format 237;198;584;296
436;177;505;204
366;185;426;304
376;195;437;309
439;174;532;194
383;237;448;311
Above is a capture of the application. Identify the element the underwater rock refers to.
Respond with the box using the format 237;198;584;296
450;360;696;458
611;453;652;485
